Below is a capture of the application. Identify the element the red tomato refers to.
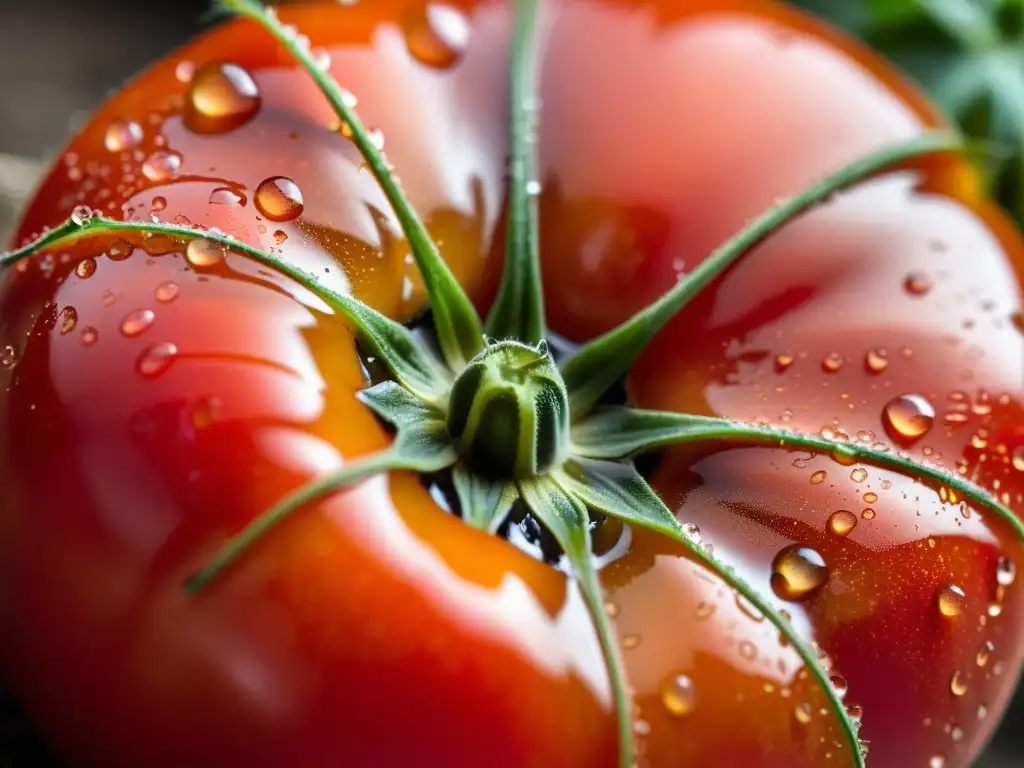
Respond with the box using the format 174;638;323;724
2;1;1022;767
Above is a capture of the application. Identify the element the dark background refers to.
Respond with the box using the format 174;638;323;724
0;0;1020;766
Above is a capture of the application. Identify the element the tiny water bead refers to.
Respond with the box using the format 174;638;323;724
1012;446;1024;472
142;151;182;183
186;238;227;268
950;670;968;697
827;510;858;537
904;271;933;296
774;352;794;372
996;556;1016;586
864;348;888;374
770;545;829;602
137;342;178;379
81;327;99;347
405;3;472;69
121;309;155;338
184;61;262;135
882;394;935;445
936;584;966;618
793;702;813;725
659;673;697;717
929;756;946;768
254;177;305;222
821;352;843;373
75;258;97;279
861;508;876;520
104;119;143;153
155;282;180;303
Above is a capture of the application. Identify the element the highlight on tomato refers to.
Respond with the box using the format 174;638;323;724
1;1;1022;767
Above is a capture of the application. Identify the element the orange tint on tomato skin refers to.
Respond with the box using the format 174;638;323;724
2;1;1023;767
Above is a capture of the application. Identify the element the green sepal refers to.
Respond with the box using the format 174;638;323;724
517;475;635;768
485;0;546;344
560;131;965;416
216;0;484;370
573;406;1024;539
358;381;446;430
0;216;450;402
452;465;517;532
186;408;457;593
556;458;866;768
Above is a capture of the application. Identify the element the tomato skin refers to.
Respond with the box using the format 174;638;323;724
1;2;1023;768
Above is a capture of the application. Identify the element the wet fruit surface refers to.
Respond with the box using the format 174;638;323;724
1;1;1022;767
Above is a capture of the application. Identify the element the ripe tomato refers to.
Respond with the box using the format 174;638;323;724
2;1;1022;767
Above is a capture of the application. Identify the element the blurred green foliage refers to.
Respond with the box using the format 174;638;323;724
794;0;1024;221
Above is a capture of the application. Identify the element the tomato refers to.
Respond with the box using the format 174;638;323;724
1;1;1022;767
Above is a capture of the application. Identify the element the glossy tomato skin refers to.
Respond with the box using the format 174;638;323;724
1;2;1022;768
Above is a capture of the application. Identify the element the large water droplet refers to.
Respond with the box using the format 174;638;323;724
406;4;471;69
184;61;261;134
659;673;697;717
827;510;857;537
255;176;304;222
770;545;829;602
142;150;182;182
137;342;178;378
882;394;935;445
121;309;155;337
186;238;227;268
936;583;966;618
104;119;143;153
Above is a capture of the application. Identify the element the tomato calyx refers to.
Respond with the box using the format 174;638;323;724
4;2;1022;767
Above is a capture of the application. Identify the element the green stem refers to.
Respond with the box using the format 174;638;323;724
485;0;546;343
561;131;965;416
0;215;450;400
916;0;1001;54
217;0;484;370
572;407;1024;540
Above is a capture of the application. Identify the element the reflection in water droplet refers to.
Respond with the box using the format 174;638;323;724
659;673;697;717
60;307;78;335
121;309;155;337
864;348;888;374
950;670;967;697
76;258;97;279
904;272;932;296
81;327;99;347
70;205;92;226
936;583;966;618
406;3;471;69
209;187;247;207
255;176;304;222
184;61;261;134
996;556;1016;586
827;510;857;537
882;394;935;445
155;282;180;303
770;545;829;602
104;119;143;153
137;342;178;378
142;151;182;182
186;238;227;268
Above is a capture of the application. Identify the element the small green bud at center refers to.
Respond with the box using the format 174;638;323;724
447;339;570;480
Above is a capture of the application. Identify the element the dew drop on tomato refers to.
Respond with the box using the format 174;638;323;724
882;393;935;445
70;205;92;226
184;61;261;135
862;508;876;520
770;545;829;602
738;640;757;661
185;238;227;268
936;583;966;618
774;352;794;372
273;230;288;245
405;4;471;69
821;352;843;373
174;60;196;84
60;307;78;335
1;346;16;369
793;702;813;725
659;673;697;717
155;281;180;303
142;151;182;182
151;196;167;212
120;309;155;338
829;674;848;700
255;176;304;222
850;468;868;483
864;348;888;374
209;187;246;207
1012;446;1024;472
950;670;968;697
846;702;864;722
904;271;933;296
930;755;946;768
809;470;826;485
104;118;143;153
996;556;1017;586
977;641;994;667
81;327;98;347
75;258;96;279
827;509;857;537
137;342;178;379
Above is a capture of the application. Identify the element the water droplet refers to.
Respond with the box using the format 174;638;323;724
793;702;813;725
406;3;471;69
996;556;1016;586
821;352;843;373
987;602;1003;617
738;640;757;661
137;342;178;378
951;725;964;742
862;508;876;520
846;702;863;721
209;187;246;206
273;229;288;245
850;468;868;483
977;641;994;667
255;176;304;222
829;675;848;699
770;545;829;602
155;281;180;303
695;601;716;621
864;348;888;374
104;119;143;153
936;583;966;618
1012;446;1024;472
142;150;182;182
774;352;794;372
604;601;619;618
882;394;935;445
70;205;92;226
1;345;16;368
904;272;932;296
368;128;386;151
929;756;945;768
186;238;227;268
151;196;167;213
81;327;98;347
950;670;967;696
184;61;261;134
59;307;78;335
659;673;697;717
108;239;132;261
809;470;827;485
977;704;988;720
75;258;97;279
622;634;640;650
121;309;155;337
682;522;701;543
175;60;196;83
828;510;857;537
863;491;878;504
